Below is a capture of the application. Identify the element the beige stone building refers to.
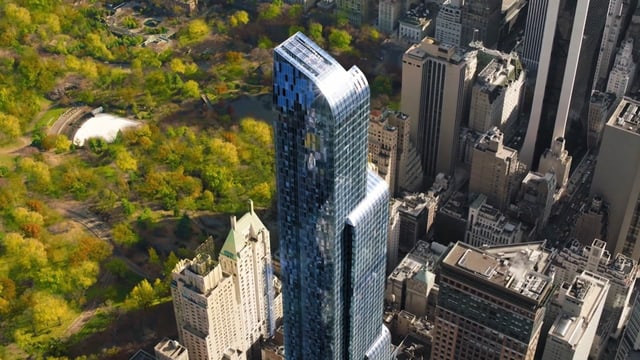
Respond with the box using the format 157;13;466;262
171;204;280;360
591;97;640;259
401;37;477;181
542;272;609;360
538;137;572;191
469;127;525;210
469;52;524;136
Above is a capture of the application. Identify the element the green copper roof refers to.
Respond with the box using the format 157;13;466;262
220;201;266;260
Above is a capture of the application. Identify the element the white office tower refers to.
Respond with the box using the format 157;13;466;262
171;204;276;360
435;0;463;47
469;52;525;135
607;38;637;97
520;0;590;167
520;0;550;71
537;136;572;192
594;0;629;90
401;37;477;181
542;272;609;360
591;97;640;260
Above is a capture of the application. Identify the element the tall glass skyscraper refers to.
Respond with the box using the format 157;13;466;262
273;32;391;360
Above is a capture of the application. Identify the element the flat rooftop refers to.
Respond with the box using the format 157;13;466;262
610;97;640;134
549;272;608;346
443;242;553;303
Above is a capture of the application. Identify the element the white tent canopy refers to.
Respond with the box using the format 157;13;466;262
73;113;141;146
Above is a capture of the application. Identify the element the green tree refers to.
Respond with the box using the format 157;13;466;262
105;258;129;279
164;251;180;275
174;213;192;241
182;80;200;99
112;222;139;246
169;58;186;74
328;29;352;50
115;149;138;172
371;75;393;96
28;291;73;334
125;279;155;309
0;113;21;142
308;22;324;44
54;134;72;153
288;25;305;36
257;35;273;49
229;10;250;27
148;247;161;266
179;19;210;45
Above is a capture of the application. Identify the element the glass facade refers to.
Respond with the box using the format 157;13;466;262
273;32;391;359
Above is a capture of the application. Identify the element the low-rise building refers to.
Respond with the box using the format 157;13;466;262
398;4;435;44
466;193;523;247
385;240;446;318
155;338;189;360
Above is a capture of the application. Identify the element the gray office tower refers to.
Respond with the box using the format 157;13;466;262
520;0;608;167
273;32;391;360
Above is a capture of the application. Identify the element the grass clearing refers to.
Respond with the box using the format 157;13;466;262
37;107;69;129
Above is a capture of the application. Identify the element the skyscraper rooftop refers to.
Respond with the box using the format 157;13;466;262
442;241;553;302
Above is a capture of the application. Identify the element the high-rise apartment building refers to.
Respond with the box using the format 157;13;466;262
469;52;524;135
521;0;608;167
368;110;416;197
587;90;618;149
594;0;631;91
378;0;404;34
401;37;477;181
273;32;391;359
369;111;399;196
591;97;640;260
435;0;463;47
432;241;554;360
607;38;637;97
465;193;524;247
542;271;609;360
171;206;275;360
469;127;525;210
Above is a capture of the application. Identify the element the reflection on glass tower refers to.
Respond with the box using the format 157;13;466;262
273;32;391;359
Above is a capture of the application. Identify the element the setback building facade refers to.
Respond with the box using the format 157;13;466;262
273;32;391;359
